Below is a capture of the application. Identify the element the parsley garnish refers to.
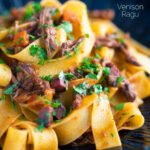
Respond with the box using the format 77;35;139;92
8;29;15;35
23;2;42;21
16;66;21;72
35;122;44;132
86;73;98;80
29;34;36;40
97;45;103;49
114;103;125;111
102;67;110;76
56;21;72;33
116;76;125;86
118;38;125;45
41;75;52;82
67;33;74;40
104;87;109;94
85;33;89;38
50;8;59;16
0;43;5;47
0;95;6;101
73;82;88;96
95;52;101;59
110;133;114;137
55;120;61;123
3;82;18;95
0;58;5;64
29;45;47;65
92;84;102;95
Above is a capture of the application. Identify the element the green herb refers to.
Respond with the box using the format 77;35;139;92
102;67;110;76
23;2;42;21
29;34;36;40
122;113;129;115
58;70;65;80
0;58;5;64
55;120;61;123
0;43;5;47
8;29;15;35
104;87;109;94
93;84;103;95
29;45;47;65
35;122;44;132
67;33;74;40
109;97;115;102
118;38;125;45
110;133;114;137
38;24;50;29
11;101;16;112
69;107;73;114
95;52;101;59
119;117;122;120
85;33;89;38
3;82;19;95
16;66;21;72
56;21;72;33
24;76;30;80
114;103;125;111
51;100;61;108
5;49;14;54
41;75;52;81
0;95;6;101
52;110;56;116
19;116;26;120
116;76;125;86
46;112;50;119
74;47;79;56
73;82;88;96
86;73;97;80
50;8;59;16
64;50;72;59
65;73;77;81
97;45;103;49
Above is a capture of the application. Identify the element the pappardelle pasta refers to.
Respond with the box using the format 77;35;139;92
0;0;149;149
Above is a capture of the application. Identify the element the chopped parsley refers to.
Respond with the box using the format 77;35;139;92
51;100;61;108
109;97;115;102
97;45;103;49
114;103;125;111
16;66;21;72
104;87;109;94
35;122;44;132
110;133;114;137
67;33;74;40
41;75;52;82
74;47;79;56
50;8;59;16
86;73;98;80
29;45;47;65
0;43;5;47
64;50;73;59
3;82;19;95
85;33;89;38
117;38;125;45
102;67;110;76
56;21;72;33
29;34;36;40
92;84;103;95
122;113;129;115
95;52;101;59
73;82;88;96
8;29;15;35
116;76;125;86
55;119;61;123
0;58;5;64
0;94;6;101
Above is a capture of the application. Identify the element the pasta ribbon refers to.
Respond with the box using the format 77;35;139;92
91;93;121;150
114;102;144;131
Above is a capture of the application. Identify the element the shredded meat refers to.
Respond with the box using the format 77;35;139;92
60;36;85;56
38;7;58;57
10;61;50;103
95;35;141;66
73;94;84;109
102;60;136;102
89;9;115;20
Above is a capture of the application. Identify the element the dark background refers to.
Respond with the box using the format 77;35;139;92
0;0;150;48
